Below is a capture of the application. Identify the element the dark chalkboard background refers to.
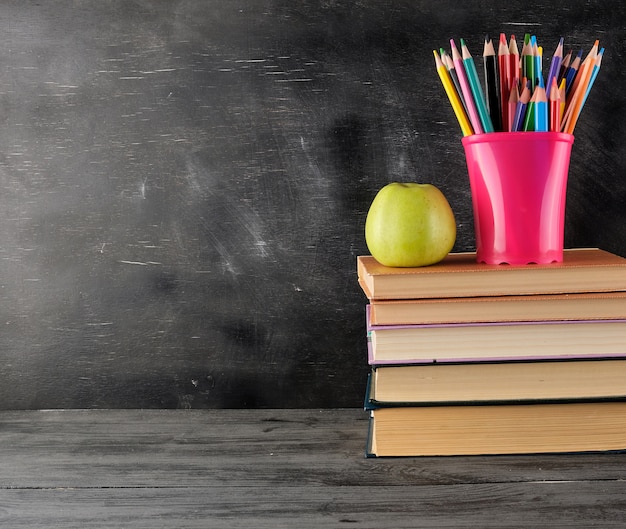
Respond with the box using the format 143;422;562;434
0;1;624;409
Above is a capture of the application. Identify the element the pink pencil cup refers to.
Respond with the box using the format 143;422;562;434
461;132;575;265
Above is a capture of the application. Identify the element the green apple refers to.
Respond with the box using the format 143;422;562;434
365;182;456;267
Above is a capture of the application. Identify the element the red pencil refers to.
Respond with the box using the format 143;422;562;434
549;77;561;132
509;35;520;83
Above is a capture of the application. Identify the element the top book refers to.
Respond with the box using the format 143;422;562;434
357;249;626;300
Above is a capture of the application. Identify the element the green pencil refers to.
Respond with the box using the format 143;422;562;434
522;34;535;89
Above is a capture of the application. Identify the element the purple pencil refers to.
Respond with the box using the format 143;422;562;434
545;37;564;97
512;82;531;131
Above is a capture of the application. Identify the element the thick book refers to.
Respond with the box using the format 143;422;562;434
357;248;626;301
367;291;626;326
367;317;626;365
365;359;626;407
366;401;626;457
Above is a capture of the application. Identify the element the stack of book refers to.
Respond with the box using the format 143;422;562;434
357;248;626;457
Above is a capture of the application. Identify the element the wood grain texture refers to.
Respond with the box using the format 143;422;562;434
0;2;624;409
2;409;626;527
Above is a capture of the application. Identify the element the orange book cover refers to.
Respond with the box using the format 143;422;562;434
357;248;626;300
367;401;626;457
367;291;626;325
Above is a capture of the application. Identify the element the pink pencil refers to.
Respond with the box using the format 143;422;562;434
450;39;484;134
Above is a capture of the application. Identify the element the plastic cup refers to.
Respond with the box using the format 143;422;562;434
461;131;574;265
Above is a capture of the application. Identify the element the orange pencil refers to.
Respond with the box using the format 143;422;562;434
563;41;599;133
567;40;599;105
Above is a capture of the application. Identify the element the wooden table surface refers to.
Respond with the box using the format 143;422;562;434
1;408;625;527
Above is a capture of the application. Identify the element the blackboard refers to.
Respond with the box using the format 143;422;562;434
0;1;624;409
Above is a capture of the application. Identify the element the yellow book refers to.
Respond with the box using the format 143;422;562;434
366;359;626;406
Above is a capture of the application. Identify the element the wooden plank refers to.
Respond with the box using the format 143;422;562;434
2;482;626;528
2;409;626;486
0;409;625;488
1;409;626;526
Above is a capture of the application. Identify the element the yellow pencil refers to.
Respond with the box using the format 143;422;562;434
433;50;473;136
558;78;566;124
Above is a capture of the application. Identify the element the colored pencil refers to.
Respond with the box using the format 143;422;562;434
450;39;484;134
564;49;583;95
533;83;548;132
581;47;604;108
559;78;566;124
441;49;470;119
566;41;599;106
433;50;473;136
545;37;564;96
563;41;599;134
549;78;561;132
512;81;531;132
509;35;520;83
522;87;536;131
532;36;543;87
558;49;572;84
507;78;519;132
461;39;494;133
522;34;535;89
498;33;511;131
483;36;502;131
433;34;603;137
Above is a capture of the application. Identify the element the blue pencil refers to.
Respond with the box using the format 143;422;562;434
564;49;583;94
533;84;549;132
